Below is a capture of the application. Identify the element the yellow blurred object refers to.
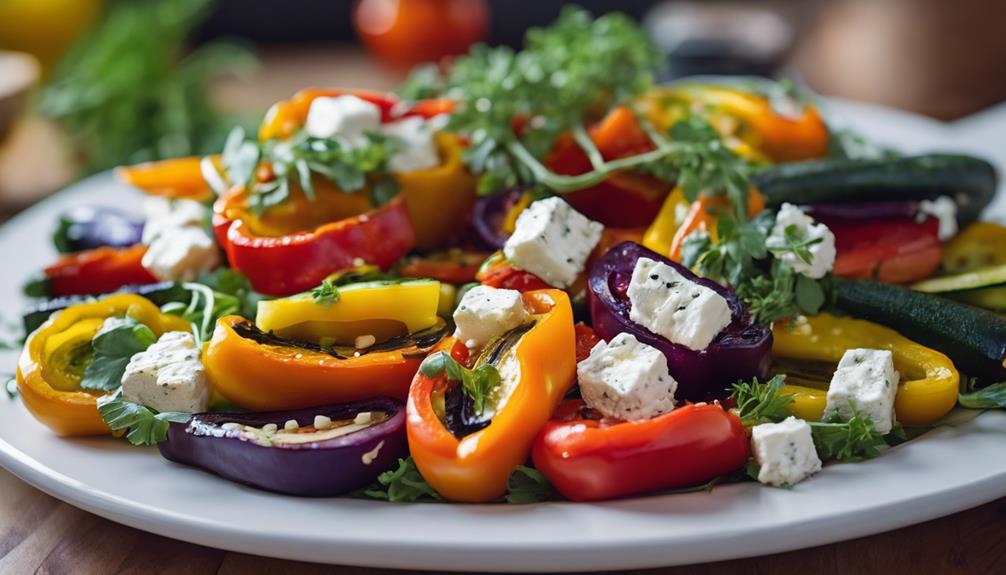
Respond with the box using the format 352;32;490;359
0;0;103;74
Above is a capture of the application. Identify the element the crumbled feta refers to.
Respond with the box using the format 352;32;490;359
626;257;732;351
142;226;221;282
141;197;207;245
917;196;958;240
767;203;837;279
453;285;528;349
502;197;604;288
380;117;440;173
576;332;677;421
314;415;333;430
304;95;381;146
824;348;899;434
121;331;209;413
751;416;822;487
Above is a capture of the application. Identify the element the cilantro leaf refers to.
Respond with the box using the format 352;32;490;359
362;457;441;502
97;390;191;446
421;352;501;416
810;406;887;462
506;465;555;504
311;279;341;305
959;381;1006;409
730;375;794;426
79;317;156;392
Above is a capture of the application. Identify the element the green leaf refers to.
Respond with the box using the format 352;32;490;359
97;390;191;446
730;375;794;426
506;465;555;503
794;274;826;315
809;406;887;462
420;352;501;416
310;279;341;305
362;457;441;502
959;381;1006;409
22;275;50;299
80;317;157;392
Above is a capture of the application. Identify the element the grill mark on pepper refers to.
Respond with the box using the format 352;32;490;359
232;318;451;359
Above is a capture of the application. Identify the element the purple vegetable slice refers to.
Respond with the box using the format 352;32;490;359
54;206;145;253
158;398;407;496
471;188;527;250
587;242;772;401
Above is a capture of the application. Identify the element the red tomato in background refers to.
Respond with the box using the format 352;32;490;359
353;0;489;70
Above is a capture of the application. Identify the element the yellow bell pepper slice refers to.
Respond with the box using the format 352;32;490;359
256;279;441;345
773;313;959;426
641;187;689;257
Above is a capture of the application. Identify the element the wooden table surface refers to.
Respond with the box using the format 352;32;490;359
3;36;1006;575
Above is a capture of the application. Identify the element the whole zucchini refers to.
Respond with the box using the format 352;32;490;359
834;278;1006;382
753;154;998;226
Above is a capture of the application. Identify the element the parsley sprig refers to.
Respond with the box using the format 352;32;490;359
730;375;888;462
420;352;501;416
97;389;191;446
311;279;341;305
362;456;442;502
505;465;555;504
80;317;157;392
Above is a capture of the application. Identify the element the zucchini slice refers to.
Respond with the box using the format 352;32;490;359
753;153;998;226
835;278;1006;381
913;264;1006;294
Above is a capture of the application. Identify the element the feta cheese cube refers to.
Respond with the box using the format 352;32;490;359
502;197;604;288
304;95;381;146
380;117;440;173
626;257;732;351
751;416;822;487
767;203;837;279
121;331;209;413
917;196;958;240
824;348;899;434
142;226;221;282
453;285;529;349
141;197;207;245
577;332;677;421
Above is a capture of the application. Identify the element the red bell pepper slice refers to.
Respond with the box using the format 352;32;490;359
574;323;601;363
532;400;750;501
43;245;157;297
213;198;415;296
398;251;488;285
828;216;941;284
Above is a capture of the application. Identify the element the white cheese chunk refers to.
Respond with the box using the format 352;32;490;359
577;332;677;421
141;197;207;245
453;285;528;349
121;331;209;413
626;257;732;351
142;226;221;282
917;196;958;241
502;197;604;288
380;117;440;173
751;416;822;487
304;95;381;147
766;203;837;279
824;348;899;434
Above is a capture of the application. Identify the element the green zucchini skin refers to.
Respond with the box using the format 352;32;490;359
913;264;1006;294
753;154;998;225
834;278;1006;381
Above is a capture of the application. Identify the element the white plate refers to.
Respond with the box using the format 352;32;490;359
2;100;1005;573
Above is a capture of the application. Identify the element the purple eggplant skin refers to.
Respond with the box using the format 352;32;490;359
588;242;773;402
53;206;144;253
471;188;527;250
158;398;407;497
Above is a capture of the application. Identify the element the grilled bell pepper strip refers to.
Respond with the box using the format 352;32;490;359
407;289;576;502
16;294;192;436
532;401;749;501
942;222;1006;273
476;252;553;292
773;313;959;426
213;193;415;296
638;84;830;163
41;245;158;297
204;315;449;411
648;188;765;261
115;156;218;202
824;215;941;284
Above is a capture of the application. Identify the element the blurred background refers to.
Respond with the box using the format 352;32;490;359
1;0;1004;220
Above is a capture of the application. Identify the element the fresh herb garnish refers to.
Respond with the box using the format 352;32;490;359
421;352;501;416
79;317;156;392
97;390;191;446
506;465;555;504
730;376;888;462
311;279;341;305
362;456;442;502
197;268;262;320
959;381;1006;409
